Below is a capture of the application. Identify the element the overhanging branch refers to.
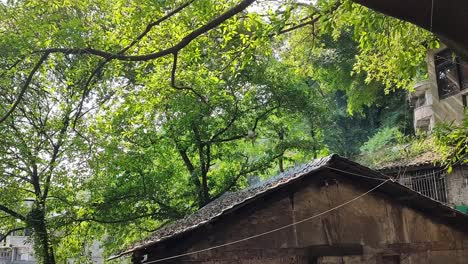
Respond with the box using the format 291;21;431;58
35;0;256;62
72;0;198;128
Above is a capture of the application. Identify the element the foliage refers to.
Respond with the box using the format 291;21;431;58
360;127;403;154
357;130;441;168
0;52;99;263
434;112;468;171
318;0;438;91
0;0;441;263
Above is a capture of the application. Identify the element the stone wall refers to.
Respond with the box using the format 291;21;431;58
447;167;468;206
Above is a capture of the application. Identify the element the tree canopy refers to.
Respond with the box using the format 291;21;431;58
0;0;447;263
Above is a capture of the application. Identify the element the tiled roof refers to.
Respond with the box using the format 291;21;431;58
111;156;334;258
376;151;444;172
110;154;468;259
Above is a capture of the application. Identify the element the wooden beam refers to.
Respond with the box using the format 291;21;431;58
306;244;364;256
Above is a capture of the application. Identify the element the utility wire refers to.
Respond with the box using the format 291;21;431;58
324;166;389;181
430;0;435;32
142;178;391;263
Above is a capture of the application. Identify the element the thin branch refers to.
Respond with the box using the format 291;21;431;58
71;0;197;128
171;52;207;102
212;153;283;199
73;212;160;224
212;104;279;143
274;1;342;36
210;101;239;142
42;111;71;201
0;227;26;243
276;19;316;35
0;56;27;79
0;52;49;124
35;0;255;62
123;0;198;55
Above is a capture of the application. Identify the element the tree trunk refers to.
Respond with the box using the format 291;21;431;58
352;0;468;60
278;129;285;173
28;205;55;264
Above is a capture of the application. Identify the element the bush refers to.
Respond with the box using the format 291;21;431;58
356;127;439;168
434;112;468;170
360;127;403;153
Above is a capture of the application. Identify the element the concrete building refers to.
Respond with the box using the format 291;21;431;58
0;230;35;264
0;231;104;264
410;45;467;132
110;155;468;264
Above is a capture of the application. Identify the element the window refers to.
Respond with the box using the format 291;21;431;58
435;49;468;99
397;168;448;203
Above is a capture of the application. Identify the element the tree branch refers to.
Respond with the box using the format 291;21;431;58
212;153;283;199
171;52;207;102
210;101;239;142
274;1;342;36
71;0;197;128
35;0;255;62
42;109;72;201
73;213;158;224
0;204;26;221
0;52;49;124
212;104;279;143
0;227;26;243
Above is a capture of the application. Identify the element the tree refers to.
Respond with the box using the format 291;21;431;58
0;52;102;263
0;0;452;261
351;0;468;60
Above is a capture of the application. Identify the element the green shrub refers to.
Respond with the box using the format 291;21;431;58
360;127;403;153
434;112;468;170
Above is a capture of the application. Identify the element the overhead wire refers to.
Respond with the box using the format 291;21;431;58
141;174;391;263
324;166;390;181
430;0;434;32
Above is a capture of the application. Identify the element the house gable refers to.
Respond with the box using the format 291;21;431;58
126;157;468;264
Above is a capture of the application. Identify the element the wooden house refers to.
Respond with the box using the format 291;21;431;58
110;155;468;264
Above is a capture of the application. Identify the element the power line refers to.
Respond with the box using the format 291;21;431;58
430;0;435;32
324;165;390;181
141;178;391;263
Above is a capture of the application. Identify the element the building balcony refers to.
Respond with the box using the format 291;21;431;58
414;104;434;131
415;104;434;120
